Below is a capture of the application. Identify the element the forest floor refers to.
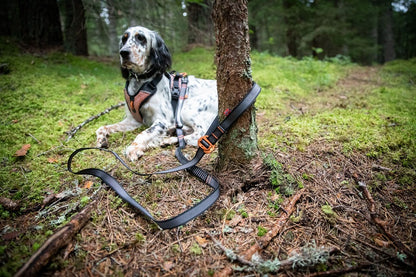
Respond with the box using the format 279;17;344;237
1;44;415;276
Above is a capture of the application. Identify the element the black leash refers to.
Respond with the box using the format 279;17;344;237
68;82;261;229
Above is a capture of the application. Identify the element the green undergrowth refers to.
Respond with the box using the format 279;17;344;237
252;51;352;111
260;56;416;169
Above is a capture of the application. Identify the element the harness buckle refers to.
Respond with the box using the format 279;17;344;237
198;135;215;154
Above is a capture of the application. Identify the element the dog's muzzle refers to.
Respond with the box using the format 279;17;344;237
120;50;130;63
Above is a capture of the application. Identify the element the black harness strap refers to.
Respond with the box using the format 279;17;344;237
68;82;261;229
124;74;164;123
169;72;188;149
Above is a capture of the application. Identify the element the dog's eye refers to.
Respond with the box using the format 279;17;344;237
121;33;128;44
135;34;147;44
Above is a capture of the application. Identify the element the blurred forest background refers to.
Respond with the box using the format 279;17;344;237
1;0;415;65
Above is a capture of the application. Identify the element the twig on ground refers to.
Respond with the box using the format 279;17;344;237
215;188;305;277
358;181;415;264
66;102;124;141
15;201;96;277
27;133;41;144
371;164;392;172
207;232;255;267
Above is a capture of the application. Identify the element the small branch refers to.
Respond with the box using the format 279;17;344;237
207;232;255;268
371;164;392;172
215;189;304;277
26;133;41;144
358;182;415;264
15;201;95;277
66;102;124;141
243;188;304;260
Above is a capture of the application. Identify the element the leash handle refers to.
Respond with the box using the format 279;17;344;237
68;147;220;229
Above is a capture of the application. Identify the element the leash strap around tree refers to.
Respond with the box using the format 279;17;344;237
67;82;261;229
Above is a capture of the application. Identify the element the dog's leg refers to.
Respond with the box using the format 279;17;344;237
96;117;141;148
125;121;168;161
183;125;207;147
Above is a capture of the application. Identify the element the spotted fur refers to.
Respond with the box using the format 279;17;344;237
96;26;218;161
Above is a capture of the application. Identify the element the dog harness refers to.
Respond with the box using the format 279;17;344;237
124;72;188;124
68;78;261;229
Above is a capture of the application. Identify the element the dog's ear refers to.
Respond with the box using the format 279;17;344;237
120;67;130;79
150;32;172;73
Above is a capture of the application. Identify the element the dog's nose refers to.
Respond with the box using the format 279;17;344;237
120;50;130;59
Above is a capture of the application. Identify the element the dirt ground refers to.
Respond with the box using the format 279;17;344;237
4;67;416;276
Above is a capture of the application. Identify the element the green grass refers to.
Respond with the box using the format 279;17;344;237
258;56;416;168
252;52;350;111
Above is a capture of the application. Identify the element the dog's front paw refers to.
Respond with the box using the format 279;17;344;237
125;144;145;161
96;127;109;148
161;137;178;147
96;137;109;148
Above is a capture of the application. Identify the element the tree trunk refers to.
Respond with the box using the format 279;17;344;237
187;0;214;46
62;0;88;56
213;0;258;171
17;0;63;48
381;1;396;62
107;0;120;55
282;0;298;57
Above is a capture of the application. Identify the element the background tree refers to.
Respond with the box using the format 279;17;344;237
379;0;396;62
61;0;88;55
393;0;416;59
213;0;258;171
2;0;415;62
187;0;215;46
4;0;64;48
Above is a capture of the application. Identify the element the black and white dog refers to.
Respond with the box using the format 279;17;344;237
96;26;218;161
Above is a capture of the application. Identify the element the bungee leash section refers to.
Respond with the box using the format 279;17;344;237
68;82;261;229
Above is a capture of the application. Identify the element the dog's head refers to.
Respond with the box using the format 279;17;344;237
119;26;171;79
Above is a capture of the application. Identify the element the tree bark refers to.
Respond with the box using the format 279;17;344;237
380;1;396;62
213;0;258;171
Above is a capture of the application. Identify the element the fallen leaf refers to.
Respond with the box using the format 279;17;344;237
162;261;174;271
0;197;19;211
14;144;31;157
374;237;391;247
195;235;208;247
47;157;58;163
83;180;93;189
228;214;243;227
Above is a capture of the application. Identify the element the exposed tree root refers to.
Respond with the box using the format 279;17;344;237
214;189;305;277
14;201;95;277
